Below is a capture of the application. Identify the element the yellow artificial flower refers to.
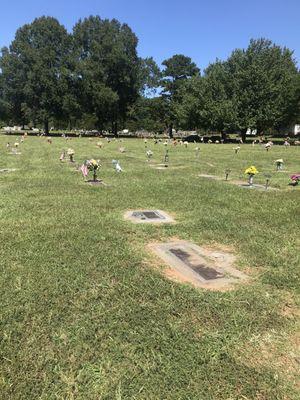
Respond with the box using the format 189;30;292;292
245;166;258;175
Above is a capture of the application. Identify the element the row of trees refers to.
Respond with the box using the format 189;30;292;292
0;16;299;138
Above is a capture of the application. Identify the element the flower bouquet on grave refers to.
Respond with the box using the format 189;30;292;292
59;149;66;162
275;159;284;171
245;166;258;186
67;148;75;163
233;146;240;154
146;149;153;162
96;141;103;148
119;147;125;153
86;159;100;181
290;174;300;186
265;141;273;151
11;142;21;154
112;159;123;172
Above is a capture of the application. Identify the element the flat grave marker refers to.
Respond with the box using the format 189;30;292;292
148;240;249;290
86;179;107;186
0;168;17;173
198;174;279;191
124;209;175;224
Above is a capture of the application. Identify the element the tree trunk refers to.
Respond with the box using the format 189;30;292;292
44;119;49;135
221;131;227;142
112;121;118;137
168;123;173;139
241;129;246;143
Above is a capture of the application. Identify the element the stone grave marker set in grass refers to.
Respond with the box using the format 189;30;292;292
199;166;278;190
124;209;174;224
148;148;170;169
148;241;248;290
124;209;248;289
0;168;17;173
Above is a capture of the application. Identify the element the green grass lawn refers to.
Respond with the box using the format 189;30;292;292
0;136;299;399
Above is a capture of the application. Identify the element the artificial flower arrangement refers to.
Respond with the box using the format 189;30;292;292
146;149;153;161
87;159;100;181
67;148;75;162
59;149;66;161
112;159;123;172
81;159;101;182
275;159;284;171
290;174;300;186
245;166;258;186
265;141;273;151
233;146;240;154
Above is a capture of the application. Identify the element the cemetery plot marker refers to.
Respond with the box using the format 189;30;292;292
237;182;278;191
0;168;17;173
198;174;279;190
87;179;107;186
124;210;175;224
148;241;248;290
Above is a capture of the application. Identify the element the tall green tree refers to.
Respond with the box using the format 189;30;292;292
174;39;299;139
72;16;141;134
138;57;161;97
227;38;299;140
161;54;200;137
0;16;72;133
0;74;10;124
127;96;169;133
175;63;236;139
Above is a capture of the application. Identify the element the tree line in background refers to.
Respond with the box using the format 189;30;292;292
0;15;299;139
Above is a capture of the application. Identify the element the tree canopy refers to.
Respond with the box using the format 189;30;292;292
0;17;299;137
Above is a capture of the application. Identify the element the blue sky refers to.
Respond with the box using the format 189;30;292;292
1;0;299;71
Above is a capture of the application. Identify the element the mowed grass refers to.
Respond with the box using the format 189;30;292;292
0;136;299;400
